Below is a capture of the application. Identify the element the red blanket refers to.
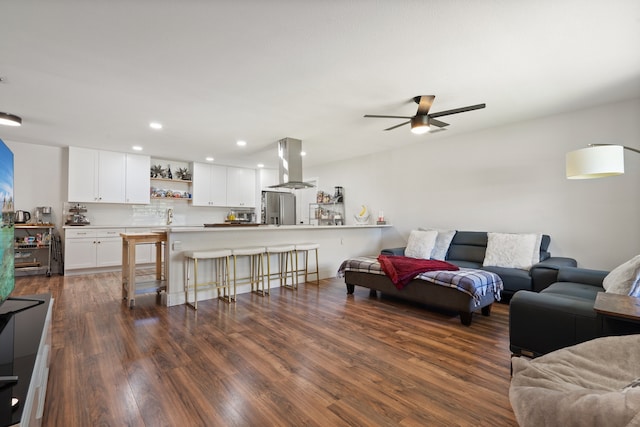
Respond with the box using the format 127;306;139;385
377;255;459;289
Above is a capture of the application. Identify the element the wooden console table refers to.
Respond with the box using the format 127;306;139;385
120;231;167;308
594;292;640;323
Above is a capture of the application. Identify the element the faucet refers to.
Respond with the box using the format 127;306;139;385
167;208;174;225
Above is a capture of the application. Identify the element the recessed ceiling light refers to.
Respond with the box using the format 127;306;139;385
0;112;22;127
132;146;143;151
300;151;307;156
257;163;264;168
149;122;163;130
237;140;247;147
205;157;214;162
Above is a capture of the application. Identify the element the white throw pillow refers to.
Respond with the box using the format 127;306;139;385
482;232;542;271
419;228;456;261
603;254;640;295
405;230;438;259
630;277;640;298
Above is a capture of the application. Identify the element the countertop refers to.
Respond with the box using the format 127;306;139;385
63;224;392;232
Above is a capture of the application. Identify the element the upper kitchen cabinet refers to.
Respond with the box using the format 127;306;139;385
68;147;126;203
226;166;256;207
125;153;151;204
191;162;227;206
191;163;256;207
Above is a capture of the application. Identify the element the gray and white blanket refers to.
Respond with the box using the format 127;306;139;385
337;256;503;306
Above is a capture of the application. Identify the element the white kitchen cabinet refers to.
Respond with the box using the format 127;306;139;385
226;166;256;207
191;162;227;206
125;153;151;204
192;163;256;207
259;168;280;190
68;147;126;203
64;228;124;273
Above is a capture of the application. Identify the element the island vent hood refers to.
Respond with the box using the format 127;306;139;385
269;137;315;189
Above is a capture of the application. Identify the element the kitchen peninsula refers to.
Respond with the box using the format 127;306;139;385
160;223;391;306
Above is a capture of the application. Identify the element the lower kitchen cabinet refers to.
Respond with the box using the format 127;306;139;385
64;228;124;273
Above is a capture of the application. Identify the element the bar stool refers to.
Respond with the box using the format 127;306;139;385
265;244;296;290
294;243;320;286
231;246;267;296
183;249;233;310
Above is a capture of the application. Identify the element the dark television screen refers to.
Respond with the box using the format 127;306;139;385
0;138;14;305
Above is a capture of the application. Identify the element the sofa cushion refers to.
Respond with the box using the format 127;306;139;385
404;229;438;259
603;254;640;295
448;260;483;269
447;231;487;264
419;228;456;260
542;282;604;300
483;232;542;270
483;266;532;292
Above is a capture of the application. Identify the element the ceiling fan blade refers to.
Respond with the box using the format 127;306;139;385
415;95;435;116
384;121;411;131
364;114;412;119
429;128;448;134
428;103;486;119
429;118;449;128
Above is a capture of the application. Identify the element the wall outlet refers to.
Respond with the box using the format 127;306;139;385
172;240;182;251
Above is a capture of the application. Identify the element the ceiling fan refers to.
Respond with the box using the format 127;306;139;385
364;95;486;134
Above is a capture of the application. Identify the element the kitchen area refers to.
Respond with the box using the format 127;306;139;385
31;138;391;306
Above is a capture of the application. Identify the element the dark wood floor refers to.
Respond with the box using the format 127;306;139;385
14;272;517;426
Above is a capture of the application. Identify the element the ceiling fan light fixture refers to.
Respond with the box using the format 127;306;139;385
410;116;430;134
0;112;22;127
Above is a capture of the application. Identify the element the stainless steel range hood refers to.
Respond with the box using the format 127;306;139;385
268;137;315;189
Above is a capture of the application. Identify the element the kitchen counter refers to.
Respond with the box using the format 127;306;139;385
63;224;391;231
161;223;392;306
164;224;391;232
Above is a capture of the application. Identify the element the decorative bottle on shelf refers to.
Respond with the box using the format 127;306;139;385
167;165;173;180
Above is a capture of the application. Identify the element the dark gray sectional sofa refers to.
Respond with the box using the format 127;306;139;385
382;231;577;298
342;231;576;326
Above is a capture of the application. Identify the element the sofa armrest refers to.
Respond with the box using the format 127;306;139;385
381;247;405;256
530;257;578;292
556;267;608;287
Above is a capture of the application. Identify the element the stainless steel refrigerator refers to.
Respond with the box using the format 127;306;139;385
261;191;296;225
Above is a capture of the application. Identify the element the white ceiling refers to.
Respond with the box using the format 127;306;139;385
1;1;639;169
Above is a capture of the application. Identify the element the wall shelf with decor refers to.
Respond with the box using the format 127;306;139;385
150;177;192;200
309;202;344;226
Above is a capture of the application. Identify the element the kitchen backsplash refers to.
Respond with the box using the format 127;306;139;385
74;200;233;226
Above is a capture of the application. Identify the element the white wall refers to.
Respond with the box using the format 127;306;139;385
306;97;640;271
4;97;640;270
4;141;66;226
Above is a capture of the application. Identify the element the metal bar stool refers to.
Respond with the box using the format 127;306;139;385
265;244;296;290
231;246;267;296
294;243;320;286
183;249;233;310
